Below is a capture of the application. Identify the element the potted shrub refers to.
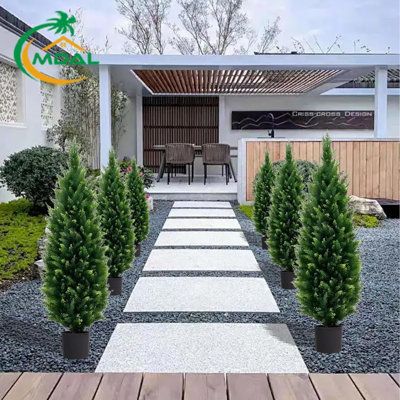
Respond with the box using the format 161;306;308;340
98;150;135;295
126;159;150;256
295;137;361;353
253;152;274;249
267;145;303;289
42;146;108;359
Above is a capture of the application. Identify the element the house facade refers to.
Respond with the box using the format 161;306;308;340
0;6;399;202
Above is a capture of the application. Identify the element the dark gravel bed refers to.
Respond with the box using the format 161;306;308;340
1;200;398;373
0;201;173;372
234;205;400;373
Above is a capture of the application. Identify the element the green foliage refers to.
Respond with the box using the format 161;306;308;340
273;159;318;193
120;158;154;189
239;205;254;220
353;214;379;228
43;146;108;332
98;150;135;277
253;152;274;235
267;145;303;272
126;159;150;244
295;137;361;327
0;146;67;213
0;199;46;282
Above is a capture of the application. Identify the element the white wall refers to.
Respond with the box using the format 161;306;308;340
116;95;137;161
0;26;61;202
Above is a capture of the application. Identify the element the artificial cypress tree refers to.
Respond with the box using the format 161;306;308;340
98;150;135;295
253;152;274;248
126;158;149;255
267;145;303;289
295;137;361;353
43;145;108;359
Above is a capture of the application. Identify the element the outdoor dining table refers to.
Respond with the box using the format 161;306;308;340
153;144;238;182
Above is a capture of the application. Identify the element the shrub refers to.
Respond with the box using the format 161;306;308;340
253;152;274;236
43;146;108;333
120;158;154;189
0;199;46;283
273;159;317;193
98;150;135;278
126;159;150;244
239;205;254;220
353;213;379;228
295;137;361;327
267;145;303;272
0;146;67;213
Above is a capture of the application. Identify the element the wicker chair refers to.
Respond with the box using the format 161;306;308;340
165;143;195;185
202;143;231;185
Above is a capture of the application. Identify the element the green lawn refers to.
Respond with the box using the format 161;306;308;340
0;199;46;283
238;204;254;220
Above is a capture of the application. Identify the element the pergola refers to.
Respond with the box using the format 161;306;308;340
93;53;400;167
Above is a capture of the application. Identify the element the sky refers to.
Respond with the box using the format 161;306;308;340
1;0;399;54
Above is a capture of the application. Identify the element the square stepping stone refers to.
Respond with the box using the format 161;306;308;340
154;231;248;247
173;201;232;208
162;218;241;230
124;277;279;312
143;249;260;271
169;209;236;218
96;323;308;373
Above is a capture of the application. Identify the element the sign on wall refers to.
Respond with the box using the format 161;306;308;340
231;111;374;130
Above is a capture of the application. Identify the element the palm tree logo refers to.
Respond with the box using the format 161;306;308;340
14;11;78;78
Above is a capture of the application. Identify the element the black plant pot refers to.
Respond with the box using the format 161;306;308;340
315;325;343;353
281;270;295;289
135;243;141;257
108;277;122;295
62;331;89;359
261;235;268;249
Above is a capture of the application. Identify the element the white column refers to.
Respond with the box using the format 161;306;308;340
99;65;112;168
374;66;388;138
136;95;143;165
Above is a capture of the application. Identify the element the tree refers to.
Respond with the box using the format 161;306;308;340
267;145;303;288
253;152;274;247
295;137;361;351
43;145;108;348
116;0;171;54
98;150;135;281
126;159;149;250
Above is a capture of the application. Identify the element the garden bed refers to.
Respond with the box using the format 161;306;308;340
0;200;398;372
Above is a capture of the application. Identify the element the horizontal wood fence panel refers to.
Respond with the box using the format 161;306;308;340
246;140;400;201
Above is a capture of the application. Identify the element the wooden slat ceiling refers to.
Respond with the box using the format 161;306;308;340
132;69;345;94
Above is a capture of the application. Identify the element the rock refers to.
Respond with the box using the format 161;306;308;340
349;195;387;220
37;235;47;259
33;259;45;279
146;194;154;211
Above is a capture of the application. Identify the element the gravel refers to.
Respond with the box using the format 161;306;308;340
0;200;398;373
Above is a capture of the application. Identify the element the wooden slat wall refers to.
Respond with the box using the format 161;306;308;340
143;96;219;171
246;140;400;201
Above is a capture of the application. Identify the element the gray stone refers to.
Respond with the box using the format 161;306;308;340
33;259;45;279
349;195;387;219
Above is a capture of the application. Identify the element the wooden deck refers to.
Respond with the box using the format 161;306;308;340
0;372;399;399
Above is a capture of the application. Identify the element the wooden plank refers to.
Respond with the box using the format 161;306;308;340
350;373;400;400
94;373;142;400
227;373;273;400
0;373;21;399
386;142;393;199
5;373;61;400
247;142;255;201
359;141;367;197
184;374;227;400
371;141;380;198
379;142;387;199
365;141;374;198
390;373;400;386
392;142;400;200
352;141;360;197
269;374;319;400
310;373;363;400
139;373;183;400
49;373;101;400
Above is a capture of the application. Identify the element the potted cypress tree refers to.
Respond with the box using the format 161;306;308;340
98;150;135;295
253;152;274;249
43;145;108;359
126;159;149;256
295;137;361;353
267;145;303;289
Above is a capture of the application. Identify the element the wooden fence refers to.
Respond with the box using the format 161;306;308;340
245;139;400;202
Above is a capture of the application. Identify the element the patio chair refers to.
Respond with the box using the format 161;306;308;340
202;143;231;185
165;143;195;185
